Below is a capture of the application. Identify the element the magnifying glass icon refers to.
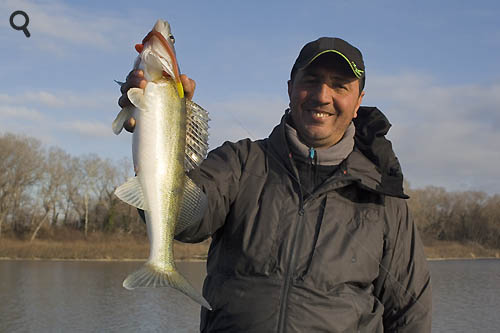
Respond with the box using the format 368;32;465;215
10;10;31;38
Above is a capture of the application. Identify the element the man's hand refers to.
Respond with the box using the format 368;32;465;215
118;70;196;132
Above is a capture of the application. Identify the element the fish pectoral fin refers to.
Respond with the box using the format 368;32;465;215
112;106;134;135
127;87;147;110
175;176;208;236
114;176;147;210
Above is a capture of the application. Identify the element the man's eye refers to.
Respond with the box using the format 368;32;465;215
333;84;347;90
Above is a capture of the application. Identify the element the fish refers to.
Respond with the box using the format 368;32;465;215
112;19;211;310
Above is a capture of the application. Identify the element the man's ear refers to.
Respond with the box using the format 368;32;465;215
287;80;292;99
353;91;365;118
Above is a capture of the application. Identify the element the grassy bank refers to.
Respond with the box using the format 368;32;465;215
0;233;210;261
1;234;499;261
423;239;500;260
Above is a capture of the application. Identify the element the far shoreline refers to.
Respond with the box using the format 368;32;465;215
1;236;499;262
0;257;207;262
1;256;499;262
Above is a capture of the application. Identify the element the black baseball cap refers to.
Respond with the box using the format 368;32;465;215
291;37;365;84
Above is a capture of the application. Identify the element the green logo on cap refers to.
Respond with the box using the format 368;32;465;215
351;61;364;78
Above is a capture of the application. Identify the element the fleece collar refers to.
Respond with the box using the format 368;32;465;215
285;121;355;166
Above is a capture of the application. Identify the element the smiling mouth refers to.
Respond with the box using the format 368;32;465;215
308;110;333;118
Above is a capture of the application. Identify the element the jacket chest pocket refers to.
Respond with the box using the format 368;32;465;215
299;194;385;292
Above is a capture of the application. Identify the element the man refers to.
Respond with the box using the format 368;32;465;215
119;37;432;332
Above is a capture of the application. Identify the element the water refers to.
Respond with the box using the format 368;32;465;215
430;259;500;332
0;260;206;332
1;259;499;332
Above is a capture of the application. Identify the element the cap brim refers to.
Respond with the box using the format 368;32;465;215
304;50;365;79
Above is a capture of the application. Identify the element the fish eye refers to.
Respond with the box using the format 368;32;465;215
169;35;175;44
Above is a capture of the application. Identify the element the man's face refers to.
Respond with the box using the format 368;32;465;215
288;54;365;149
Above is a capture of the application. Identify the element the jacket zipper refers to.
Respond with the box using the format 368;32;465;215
277;151;353;332
277;155;308;332
310;147;317;192
278;200;304;333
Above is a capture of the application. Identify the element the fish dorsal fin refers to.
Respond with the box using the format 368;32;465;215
175;175;207;235
112;106;134;135
127;87;147;110
185;100;210;171
114;176;148;210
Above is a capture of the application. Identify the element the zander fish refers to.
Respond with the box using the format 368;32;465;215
112;19;211;310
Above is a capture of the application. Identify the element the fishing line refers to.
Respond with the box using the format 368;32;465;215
226;109;429;314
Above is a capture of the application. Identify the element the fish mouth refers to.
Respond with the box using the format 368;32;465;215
142;30;184;98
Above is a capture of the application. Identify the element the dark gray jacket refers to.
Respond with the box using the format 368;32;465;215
178;107;432;332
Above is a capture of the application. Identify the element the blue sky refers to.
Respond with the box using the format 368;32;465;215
1;0;499;194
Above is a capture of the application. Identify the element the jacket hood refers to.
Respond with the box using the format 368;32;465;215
353;106;408;198
268;107;408;199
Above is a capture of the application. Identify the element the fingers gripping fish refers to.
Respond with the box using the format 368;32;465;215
112;19;211;310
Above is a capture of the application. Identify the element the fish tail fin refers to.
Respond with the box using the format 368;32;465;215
123;263;212;310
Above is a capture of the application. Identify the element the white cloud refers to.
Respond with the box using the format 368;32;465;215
57;120;111;138
0;88;117;146
365;72;500;193
0;90;116;110
0;105;45;121
0;91;63;108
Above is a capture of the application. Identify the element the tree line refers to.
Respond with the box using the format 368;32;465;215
0;133;141;241
407;185;500;248
1;132;499;249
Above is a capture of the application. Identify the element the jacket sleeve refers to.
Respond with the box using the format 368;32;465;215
175;140;247;243
374;197;432;332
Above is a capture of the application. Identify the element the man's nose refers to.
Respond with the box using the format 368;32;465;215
311;83;332;104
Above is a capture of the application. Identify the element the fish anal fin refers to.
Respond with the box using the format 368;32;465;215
114;176;147;210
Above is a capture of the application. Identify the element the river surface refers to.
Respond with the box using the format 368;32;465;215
1;259;499;332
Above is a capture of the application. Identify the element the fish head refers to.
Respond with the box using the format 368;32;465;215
137;19;184;98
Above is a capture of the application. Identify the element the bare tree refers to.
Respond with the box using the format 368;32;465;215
0;134;44;237
59;155;82;227
408;186;453;239
79;154;118;235
30;147;71;242
483;195;500;247
80;154;100;237
99;157;132;231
